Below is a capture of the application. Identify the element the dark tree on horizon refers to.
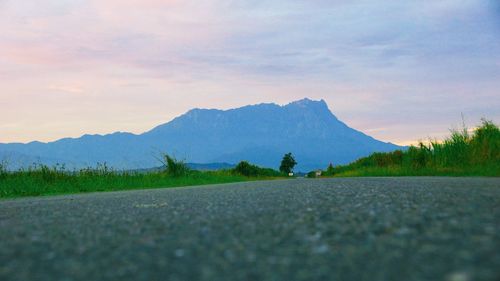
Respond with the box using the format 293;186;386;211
280;152;297;174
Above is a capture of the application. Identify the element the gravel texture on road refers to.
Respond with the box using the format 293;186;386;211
1;177;499;281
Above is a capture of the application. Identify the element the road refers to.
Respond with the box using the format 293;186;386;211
1;177;499;281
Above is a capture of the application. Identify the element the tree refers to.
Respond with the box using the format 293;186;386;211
326;163;335;175
279;153;297;174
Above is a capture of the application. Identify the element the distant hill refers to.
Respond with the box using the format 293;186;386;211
0;98;402;171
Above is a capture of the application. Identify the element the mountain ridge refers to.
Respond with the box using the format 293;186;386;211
0;98;401;171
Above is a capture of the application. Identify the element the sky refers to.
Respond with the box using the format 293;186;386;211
0;0;499;145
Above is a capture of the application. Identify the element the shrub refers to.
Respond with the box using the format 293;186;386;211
233;161;281;177
234;161;259;177
307;171;317;178
163;154;190;177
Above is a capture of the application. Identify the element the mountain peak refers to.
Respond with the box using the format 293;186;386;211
286;98;327;108
284;98;332;119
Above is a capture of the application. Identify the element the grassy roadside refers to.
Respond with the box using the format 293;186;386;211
323;119;499;178
331;164;499;177
0;162;282;199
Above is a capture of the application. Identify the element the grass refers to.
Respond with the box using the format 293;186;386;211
331;164;500;177
0;160;282;199
324;119;500;177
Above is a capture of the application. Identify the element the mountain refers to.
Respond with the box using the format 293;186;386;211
0;98;402;171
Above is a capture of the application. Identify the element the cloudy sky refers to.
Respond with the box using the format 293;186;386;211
1;0;499;145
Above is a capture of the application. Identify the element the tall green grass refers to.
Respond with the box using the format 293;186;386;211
0;157;283;199
0;165;249;199
327;119;499;177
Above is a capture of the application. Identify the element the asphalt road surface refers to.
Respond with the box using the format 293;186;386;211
1;177;499;281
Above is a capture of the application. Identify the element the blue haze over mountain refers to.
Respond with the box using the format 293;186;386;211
0;99;401;171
